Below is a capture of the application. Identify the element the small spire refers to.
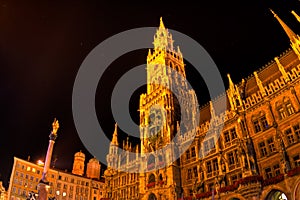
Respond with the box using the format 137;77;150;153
291;10;300;23
126;136;129;148
270;9;298;43
275;57;290;82
159;17;165;29
254;71;267;97
176;121;180;134
227;73;237;110
227;74;235;92
210;101;216;119
111;123;118;146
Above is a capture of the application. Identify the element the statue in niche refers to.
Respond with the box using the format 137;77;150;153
237;140;248;170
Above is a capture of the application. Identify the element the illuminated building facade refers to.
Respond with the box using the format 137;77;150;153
0;181;7;200
7;153;105;200
104;10;300;200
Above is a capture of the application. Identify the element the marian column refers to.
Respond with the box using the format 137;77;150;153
37;118;59;200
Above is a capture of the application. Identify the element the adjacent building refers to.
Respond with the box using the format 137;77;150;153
0;181;8;200
7;152;104;200
103;10;300;200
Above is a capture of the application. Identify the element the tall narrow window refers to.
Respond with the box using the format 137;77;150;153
231;128;237;140
187;169;192;180
204;141;209;153
209;138;215;150
186;149;190;160
285;128;295;144
212;159;218;172
228;152;235;165
273;164;280;176
191;147;196;157
253;119;261;133
265;167;272;179
259;141;268;157
278;107;287;119
193;167;198;178
260;116;269;130
286;103;295;115
293;155;300;167
206;161;212;173
267;137;276;153
293;124;300;140
224;131;230;143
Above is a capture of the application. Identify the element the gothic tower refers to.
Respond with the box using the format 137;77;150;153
139;17;198;200
106;123;119;169
72;151;85;176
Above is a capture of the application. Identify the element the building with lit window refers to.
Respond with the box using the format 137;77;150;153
103;10;300;200
7;152;104;200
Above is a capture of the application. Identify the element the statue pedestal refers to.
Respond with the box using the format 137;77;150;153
37;182;49;200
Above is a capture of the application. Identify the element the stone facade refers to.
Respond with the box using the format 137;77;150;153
103;11;300;200
7;156;105;200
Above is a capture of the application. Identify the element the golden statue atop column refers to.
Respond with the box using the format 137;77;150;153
37;118;60;200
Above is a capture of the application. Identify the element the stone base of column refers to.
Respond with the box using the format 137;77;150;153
37;181;49;200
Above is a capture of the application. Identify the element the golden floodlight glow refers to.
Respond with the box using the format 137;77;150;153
37;160;45;166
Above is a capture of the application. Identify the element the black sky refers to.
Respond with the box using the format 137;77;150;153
0;0;300;188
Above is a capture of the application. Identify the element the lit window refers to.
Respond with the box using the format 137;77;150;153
27;166;31;171
32;168;36;173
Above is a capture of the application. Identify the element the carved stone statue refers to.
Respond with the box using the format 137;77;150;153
237;140;248;170
52;118;59;135
280;159;287;173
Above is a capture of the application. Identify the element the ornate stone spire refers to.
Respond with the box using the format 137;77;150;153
159;17;165;29
111;123;118;146
254;71;267;97
152;17;174;51
291;10;300;23
270;9;300;59
227;74;243;110
270;9;298;43
275;57;290;82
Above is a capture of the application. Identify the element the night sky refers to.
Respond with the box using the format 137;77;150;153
1;0;300;188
